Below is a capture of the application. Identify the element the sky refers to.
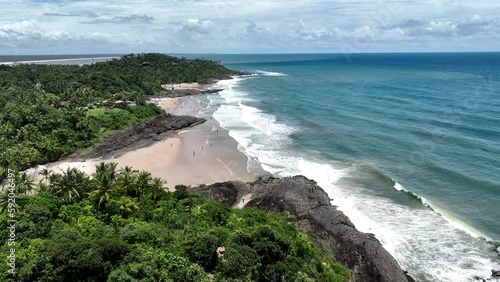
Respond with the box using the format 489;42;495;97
0;0;499;55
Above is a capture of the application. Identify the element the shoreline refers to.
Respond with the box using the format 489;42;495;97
197;74;500;282
33;78;269;189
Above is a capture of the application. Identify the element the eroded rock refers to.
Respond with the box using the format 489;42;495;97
194;176;408;282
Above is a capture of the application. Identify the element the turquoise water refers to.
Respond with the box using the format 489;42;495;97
203;53;500;281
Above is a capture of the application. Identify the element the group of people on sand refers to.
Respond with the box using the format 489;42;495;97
160;128;219;158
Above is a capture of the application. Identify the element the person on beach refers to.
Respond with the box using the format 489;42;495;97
193;150;195;156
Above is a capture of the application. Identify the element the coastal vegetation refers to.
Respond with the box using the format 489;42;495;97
0;164;349;281
0;53;239;179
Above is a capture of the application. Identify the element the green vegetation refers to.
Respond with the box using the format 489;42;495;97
0;164;349;282
0;53;240;178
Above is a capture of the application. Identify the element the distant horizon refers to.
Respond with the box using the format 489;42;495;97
1;50;500;57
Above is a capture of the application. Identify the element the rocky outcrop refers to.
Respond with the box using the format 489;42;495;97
164;88;224;98
87;114;205;159
193;176;408;282
492;270;500;278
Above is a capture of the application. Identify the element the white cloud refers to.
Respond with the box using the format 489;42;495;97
426;21;457;36
0;0;499;53
0;19;153;53
176;19;214;34
80;14;154;24
297;20;332;40
0;20;70;44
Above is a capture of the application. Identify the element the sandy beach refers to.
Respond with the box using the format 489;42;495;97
37;90;268;190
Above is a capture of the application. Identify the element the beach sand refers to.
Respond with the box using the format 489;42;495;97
40;92;268;190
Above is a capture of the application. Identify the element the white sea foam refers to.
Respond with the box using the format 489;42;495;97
392;180;432;207
393;180;405;191
210;77;500;282
255;70;287;76
392;179;491;241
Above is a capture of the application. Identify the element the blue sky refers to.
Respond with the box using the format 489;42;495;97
0;0;499;54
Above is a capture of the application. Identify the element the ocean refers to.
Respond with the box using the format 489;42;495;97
202;53;500;282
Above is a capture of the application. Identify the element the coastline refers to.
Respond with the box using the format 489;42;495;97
33;79;269;189
201;72;500;282
0;56;120;66
23;74;500;281
21;75;412;281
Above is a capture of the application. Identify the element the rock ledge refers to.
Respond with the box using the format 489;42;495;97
194;176;408;282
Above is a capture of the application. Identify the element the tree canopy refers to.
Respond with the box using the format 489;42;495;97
0;164;349;282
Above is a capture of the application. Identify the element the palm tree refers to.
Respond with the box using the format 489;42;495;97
117;196;140;218
39;168;52;186
0;189;18;213
76;117;96;140
0;149;16;180
19;172;35;195
94;162;118;180
52;168;86;203
47;173;60;195
13;172;34;195
136;171;152;196
118;166;138;196
94;162;108;177
106;162;118;180
37;181;49;193
88;173;116;207
119;166;133;174
148;177;167;201
0;151;9;178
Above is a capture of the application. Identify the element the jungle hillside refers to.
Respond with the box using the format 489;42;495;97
0;163;349;282
0;53;240;178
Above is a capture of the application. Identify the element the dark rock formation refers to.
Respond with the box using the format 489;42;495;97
194;176;408;282
88;114;205;159
492;270;500;277
163;88;224;98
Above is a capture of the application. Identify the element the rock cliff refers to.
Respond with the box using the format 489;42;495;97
193;176;408;282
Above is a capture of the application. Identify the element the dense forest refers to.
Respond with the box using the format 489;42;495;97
0;53;240;178
0;164;349;281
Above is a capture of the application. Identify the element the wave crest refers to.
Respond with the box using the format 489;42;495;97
255;70;287;76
